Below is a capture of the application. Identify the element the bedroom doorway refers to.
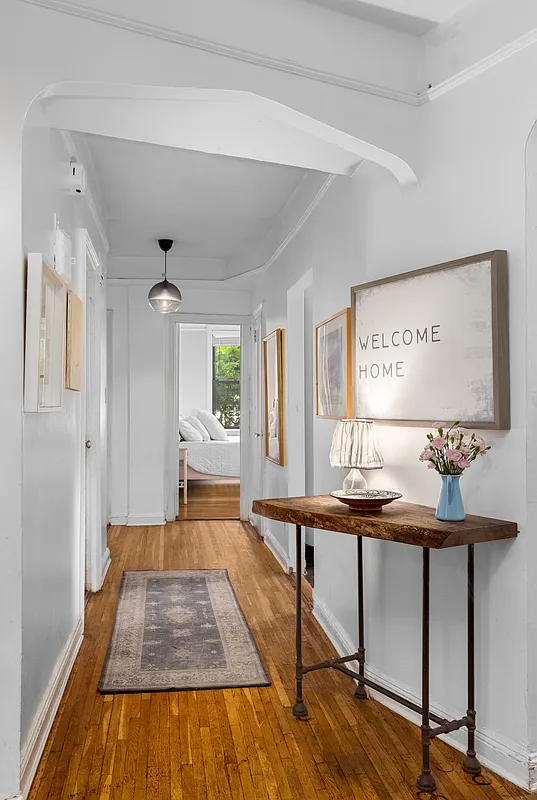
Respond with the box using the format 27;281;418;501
177;323;241;520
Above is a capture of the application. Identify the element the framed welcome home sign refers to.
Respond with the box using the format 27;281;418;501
351;251;510;429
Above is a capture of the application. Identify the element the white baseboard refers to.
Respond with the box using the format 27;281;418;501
109;514;127;525
529;751;537;791
313;595;531;791
262;527;290;573
126;514;166;526
20;617;84;798
101;547;111;583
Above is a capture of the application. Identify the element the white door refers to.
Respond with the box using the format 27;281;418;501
85;264;105;591
248;306;264;527
106;310;113;526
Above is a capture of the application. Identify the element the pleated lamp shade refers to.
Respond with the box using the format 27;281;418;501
330;419;383;470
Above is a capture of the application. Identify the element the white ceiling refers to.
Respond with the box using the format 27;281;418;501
84;133;309;263
303;0;478;35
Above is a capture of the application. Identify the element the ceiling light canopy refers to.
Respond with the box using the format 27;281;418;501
148;238;182;313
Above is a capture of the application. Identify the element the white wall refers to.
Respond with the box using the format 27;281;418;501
251;43;537;787
2;0;537;795
179;326;211;417
20;126;107;748
108;284;251;524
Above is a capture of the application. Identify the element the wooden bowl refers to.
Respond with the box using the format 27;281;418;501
330;489;402;513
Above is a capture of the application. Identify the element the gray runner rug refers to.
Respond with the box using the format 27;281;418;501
99;569;271;693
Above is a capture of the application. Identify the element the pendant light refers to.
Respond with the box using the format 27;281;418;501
148;238;182;313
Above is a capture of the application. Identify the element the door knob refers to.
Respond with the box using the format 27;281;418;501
86;440;92;449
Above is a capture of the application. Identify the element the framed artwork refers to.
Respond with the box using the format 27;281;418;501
24;253;66;413
66;290;84;391
315;308;352;419
263;328;286;465
351;251;509;429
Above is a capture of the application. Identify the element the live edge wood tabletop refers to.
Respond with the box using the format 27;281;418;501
252;494;518;794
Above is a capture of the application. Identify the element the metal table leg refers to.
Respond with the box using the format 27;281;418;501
463;543;482;776
354;535;367;700
293;524;308;719
417;548;436;793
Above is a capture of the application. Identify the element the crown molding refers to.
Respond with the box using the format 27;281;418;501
428;25;537;101
19;0;422;106
59;130;110;252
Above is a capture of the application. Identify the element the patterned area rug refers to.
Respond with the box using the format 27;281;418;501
99;570;271;693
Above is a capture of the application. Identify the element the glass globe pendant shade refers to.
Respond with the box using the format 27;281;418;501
148;238;182;313
148;279;182;313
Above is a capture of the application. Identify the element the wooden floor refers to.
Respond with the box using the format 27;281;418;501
178;481;240;520
29;520;527;800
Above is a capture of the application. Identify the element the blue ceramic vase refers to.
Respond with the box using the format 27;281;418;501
436;474;465;522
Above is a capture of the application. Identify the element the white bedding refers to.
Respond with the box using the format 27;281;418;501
183;439;240;477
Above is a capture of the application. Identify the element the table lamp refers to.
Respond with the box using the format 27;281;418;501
329;419;383;491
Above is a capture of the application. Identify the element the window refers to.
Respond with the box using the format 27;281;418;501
212;330;240;429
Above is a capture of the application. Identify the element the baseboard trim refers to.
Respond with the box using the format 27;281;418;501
109;514;127;525
101;547;111;583
20;617;84;797
529;751;537;791
312;595;531;791
262;527;290;573
126;514;166;526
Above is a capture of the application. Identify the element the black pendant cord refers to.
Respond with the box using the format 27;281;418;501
164;249;167;281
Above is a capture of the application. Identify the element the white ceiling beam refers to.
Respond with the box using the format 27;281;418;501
341;0;474;25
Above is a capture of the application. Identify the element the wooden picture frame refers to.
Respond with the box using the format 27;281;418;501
263;328;286;465
24;253;66;412
315;308;352;419
351;251;509;429
66;290;84;391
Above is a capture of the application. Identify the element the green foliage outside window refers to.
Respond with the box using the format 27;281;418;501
213;344;241;429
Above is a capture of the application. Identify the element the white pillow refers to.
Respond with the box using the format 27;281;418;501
185;415;210;441
178;417;203;442
194;409;228;441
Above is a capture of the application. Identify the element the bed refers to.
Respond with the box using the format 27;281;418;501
179;438;240;481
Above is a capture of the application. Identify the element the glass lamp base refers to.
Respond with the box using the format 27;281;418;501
342;468;367;491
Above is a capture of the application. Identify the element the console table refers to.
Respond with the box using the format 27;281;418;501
252;495;517;793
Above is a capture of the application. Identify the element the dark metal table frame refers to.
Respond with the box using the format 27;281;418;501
292;524;481;794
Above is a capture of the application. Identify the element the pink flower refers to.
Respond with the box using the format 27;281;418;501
432;422;446;429
474;437;488;455
419;448;435;462
458;457;471;469
459;444;472;455
427;462;436;469
431;436;446;449
446;448;462;463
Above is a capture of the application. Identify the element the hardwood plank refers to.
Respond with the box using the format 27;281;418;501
28;519;528;800
178;481;240;521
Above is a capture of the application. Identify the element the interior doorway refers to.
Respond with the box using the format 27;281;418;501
164;314;251;523
177;322;241;520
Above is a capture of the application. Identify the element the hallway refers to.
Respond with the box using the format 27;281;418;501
29;522;526;800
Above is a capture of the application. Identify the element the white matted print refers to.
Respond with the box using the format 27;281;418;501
24;253;66;412
351;251;509;429
316;308;352;419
